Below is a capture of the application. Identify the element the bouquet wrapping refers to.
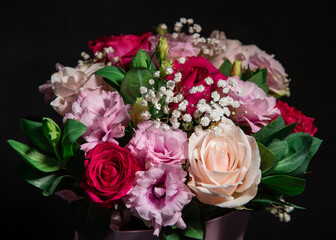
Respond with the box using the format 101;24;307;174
8;18;322;240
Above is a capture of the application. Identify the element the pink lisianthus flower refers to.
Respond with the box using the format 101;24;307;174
124;163;193;236
64;90;131;152
148;33;200;60
126;121;188;169
228;76;280;133
49;63;112;116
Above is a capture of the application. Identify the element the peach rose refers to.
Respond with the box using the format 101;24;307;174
187;118;261;208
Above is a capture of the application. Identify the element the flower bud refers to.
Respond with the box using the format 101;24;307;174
41;117;61;144
230;60;242;77
156;23;168;35
156;36;169;62
130;97;149;126
159;59;173;78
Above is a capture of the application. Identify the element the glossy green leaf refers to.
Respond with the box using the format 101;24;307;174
253;116;297;145
219;59;232;76
95;66;126;91
8;140;61;172
8;140;62;172
262;175;306;196
19;118;54;155
120;68;155;104
263;139;288;175
42;175;73;196
253;116;285;142
183;220;204;240
257;142;275;173
17;160;59;191
286;133;322;176
271;133;312;175
62;119;88;159
130;49;157;72
247;69;268;94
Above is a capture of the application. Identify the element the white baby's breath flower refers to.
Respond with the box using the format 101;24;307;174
197;85;205;92
153;71;160;78
211;91;220;102
149;79;155;85
172;109;181;118
178;57;186;64
166;80;176;90
140;86;148;94
217;79;227;88
200;116;210;127
204;77;214;85
165;67;174;75
141;111;151;120
182;113;192;122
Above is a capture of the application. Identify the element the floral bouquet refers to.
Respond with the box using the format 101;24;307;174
8;18;322;240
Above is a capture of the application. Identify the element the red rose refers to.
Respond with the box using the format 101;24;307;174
170;56;227;116
275;99;318;136
88;32;152;70
82;142;140;208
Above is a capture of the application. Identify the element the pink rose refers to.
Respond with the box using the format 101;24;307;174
169;56;227;116
82;142;140;208
124;163;193;236
64;90;131;152
205;30;244;70
187;117;261;208
126;121;188;169
88;32;152;70
228;76;280;133
50;63;112;116
204;31;290;97
241;45;290;97
148;33;200;60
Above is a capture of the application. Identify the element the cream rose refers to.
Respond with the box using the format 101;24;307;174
187;118;261;208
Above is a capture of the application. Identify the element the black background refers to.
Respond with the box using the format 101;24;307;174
1;0;334;239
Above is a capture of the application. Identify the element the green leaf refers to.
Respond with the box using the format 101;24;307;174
261;175;306;196
257;142;275;173
263;139;288;175
17;160;60;191
42;175;73;196
288;136;322;176
253;116;297;145
183;220;204;240
8;140;62;172
218;59;232;76
271;133;313;175
130;49;157;72
253;116;285;143
161;231;180;240
19;118;54;155
246;69;268;94
95;66;126;91
120;68;155;104
251;192;305;209
62;119;88;160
